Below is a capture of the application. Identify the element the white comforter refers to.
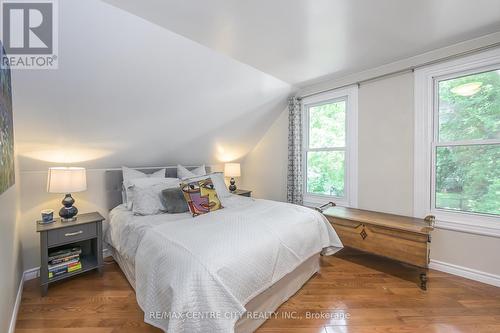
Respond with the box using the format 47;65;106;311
106;196;342;333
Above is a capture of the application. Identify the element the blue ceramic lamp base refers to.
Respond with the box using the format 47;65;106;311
59;193;78;222
229;177;237;192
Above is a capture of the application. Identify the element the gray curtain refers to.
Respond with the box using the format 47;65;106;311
287;96;304;205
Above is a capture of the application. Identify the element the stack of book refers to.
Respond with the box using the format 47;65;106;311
48;247;82;279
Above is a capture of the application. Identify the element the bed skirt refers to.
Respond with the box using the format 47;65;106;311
109;246;320;333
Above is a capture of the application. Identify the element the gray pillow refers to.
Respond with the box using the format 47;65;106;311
161;187;189;213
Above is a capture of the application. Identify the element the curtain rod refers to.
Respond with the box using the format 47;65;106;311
299;41;500;100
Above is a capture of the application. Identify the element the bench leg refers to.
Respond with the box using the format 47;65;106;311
419;273;428;291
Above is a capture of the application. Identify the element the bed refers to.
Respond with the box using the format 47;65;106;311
103;166;343;333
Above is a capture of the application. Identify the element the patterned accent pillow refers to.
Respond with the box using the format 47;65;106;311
180;177;223;217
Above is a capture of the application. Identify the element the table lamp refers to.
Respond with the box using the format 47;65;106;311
224;163;241;192
47;167;87;221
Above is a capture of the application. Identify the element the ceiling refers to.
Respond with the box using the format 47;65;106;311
12;0;292;171
103;0;500;85
12;0;500;171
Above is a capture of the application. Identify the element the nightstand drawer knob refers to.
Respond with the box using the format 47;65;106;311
65;230;83;237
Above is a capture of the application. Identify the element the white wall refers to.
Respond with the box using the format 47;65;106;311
0;175;22;332
243;72;500;279
432;229;500;276
241;109;288;201
357;73;414;215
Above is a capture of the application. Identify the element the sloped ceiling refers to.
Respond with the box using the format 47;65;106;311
12;0;293;171
103;0;500;85
13;0;500;171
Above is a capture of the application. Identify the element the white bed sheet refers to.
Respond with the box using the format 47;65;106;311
105;195;343;333
105;204;192;266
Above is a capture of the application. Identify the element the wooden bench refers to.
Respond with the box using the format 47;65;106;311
318;202;435;290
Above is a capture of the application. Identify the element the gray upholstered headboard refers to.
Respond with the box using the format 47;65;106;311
105;166;211;210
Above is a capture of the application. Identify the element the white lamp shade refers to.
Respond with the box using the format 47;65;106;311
47;167;87;193
224;163;241;177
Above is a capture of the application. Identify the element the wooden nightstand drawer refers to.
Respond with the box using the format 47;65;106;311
47;223;96;247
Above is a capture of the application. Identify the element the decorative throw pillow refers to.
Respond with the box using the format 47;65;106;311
130;178;180;215
122;167;166;209
183;172;231;199
161;188;189;213
177;164;206;179
180;177;223;217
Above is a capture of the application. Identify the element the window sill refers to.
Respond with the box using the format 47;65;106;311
303;194;349;209
432;210;500;237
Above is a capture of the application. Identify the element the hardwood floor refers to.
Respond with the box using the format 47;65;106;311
16;249;500;333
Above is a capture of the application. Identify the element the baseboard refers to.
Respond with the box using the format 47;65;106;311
8;274;24;333
430;259;500;287
23;266;40;281
103;248;112;258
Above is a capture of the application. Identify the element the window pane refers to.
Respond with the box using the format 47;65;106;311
309;100;346;148
438;69;500;142
307;151;345;196
435;144;499;215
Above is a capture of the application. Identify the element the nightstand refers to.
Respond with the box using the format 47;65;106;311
37;212;105;296
231;189;252;197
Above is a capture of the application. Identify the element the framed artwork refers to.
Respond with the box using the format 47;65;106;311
0;41;15;195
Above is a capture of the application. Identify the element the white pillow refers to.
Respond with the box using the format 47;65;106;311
210;172;231;198
177;164;206;179
182;172;231;199
129;178;180;215
122;167;166;209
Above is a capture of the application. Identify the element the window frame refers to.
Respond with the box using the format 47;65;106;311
414;48;500;237
302;86;358;208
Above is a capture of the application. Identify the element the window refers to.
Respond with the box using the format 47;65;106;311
302;86;358;207
434;70;499;216
415;48;500;236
